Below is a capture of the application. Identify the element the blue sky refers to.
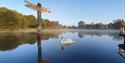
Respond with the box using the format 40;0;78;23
0;0;125;26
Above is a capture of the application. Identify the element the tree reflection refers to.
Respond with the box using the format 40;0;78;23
0;30;122;52
0;32;59;51
77;30;123;41
41;32;59;40
0;32;36;51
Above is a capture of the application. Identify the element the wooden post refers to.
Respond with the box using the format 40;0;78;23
37;3;42;63
37;3;42;32
123;27;125;34
37;2;42;46
124;36;125;45
120;27;125;34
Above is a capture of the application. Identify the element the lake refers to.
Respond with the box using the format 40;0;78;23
0;30;125;63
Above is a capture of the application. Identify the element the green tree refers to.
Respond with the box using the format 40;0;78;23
24;15;37;28
78;21;85;29
0;7;63;30
110;19;125;29
0;7;28;30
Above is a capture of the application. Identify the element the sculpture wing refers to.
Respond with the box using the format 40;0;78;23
38;7;51;13
24;0;51;13
24;0;37;10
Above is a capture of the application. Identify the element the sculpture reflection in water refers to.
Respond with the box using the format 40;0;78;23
37;32;50;63
118;34;125;59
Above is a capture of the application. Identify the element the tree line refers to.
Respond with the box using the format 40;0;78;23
0;7;124;30
0;7;63;30
67;19;125;29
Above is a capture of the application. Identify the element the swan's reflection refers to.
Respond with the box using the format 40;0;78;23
118;34;125;59
60;34;74;51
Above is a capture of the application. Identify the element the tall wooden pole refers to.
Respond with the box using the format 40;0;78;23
24;0;45;63
37;3;42;48
37;3;42;32
37;3;42;63
124;36;125;45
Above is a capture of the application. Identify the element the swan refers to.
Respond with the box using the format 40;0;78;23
60;35;74;44
60;34;74;51
61;39;74;44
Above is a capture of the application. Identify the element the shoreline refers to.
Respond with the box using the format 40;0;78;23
0;29;119;33
0;29;70;33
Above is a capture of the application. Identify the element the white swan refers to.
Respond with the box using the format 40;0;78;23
60;34;74;51
60;35;74;44
61;39;74;44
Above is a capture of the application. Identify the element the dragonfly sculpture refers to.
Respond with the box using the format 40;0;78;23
24;0;51;13
24;0;51;30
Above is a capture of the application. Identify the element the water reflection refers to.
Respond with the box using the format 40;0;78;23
0;30;123;52
0;32;37;51
0;32;59;51
1;30;125;63
37;32;52;63
118;34;125;59
77;30;122;41
37;32;42;63
41;32;59;40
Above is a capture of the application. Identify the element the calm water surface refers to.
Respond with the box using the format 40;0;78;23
0;30;125;63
